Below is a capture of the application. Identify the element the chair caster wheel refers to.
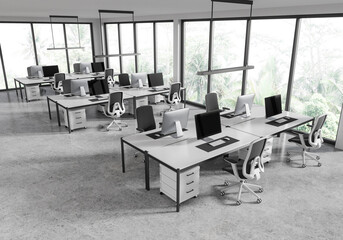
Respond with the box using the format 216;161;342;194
258;188;263;193
286;158;291;162
318;163;322;167
316;156;320;160
134;154;138;158
119;128;122;131
194;195;198;198
224;181;230;186
302;164;306;168
236;200;242;205
106;128;109;131
257;198;262;204
220;191;225;196
286;152;290;156
160;192;163;195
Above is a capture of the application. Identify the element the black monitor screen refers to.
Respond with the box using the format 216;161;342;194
91;62;105;73
265;94;282;118
42;65;59;78
195;111;222;140
148;73;164;87
88;79;109;96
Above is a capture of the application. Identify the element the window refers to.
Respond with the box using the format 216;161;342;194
120;23;136;73
136;23;154;73
33;23;68;73
156;22;173;84
211;20;246;108
106;24;120;72
291;18;343;140
66;24;93;72
183;21;210;105
247;19;296;107
0;23;36;89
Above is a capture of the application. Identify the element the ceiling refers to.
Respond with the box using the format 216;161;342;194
0;0;341;19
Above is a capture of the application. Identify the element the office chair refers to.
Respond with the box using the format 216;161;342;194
220;137;267;205
101;92;128;131
105;68;115;87
134;105;157;158
52;73;65;94
287;114;327;168
160;82;181;116
205;92;230;112
118;73;131;87
136;105;156;132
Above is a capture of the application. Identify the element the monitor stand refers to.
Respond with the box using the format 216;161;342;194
175;120;183;138
243;103;251;118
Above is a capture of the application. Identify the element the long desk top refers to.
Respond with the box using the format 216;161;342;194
123;107;313;172
15;72;108;85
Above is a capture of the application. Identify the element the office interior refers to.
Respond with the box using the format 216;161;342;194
1;0;343;239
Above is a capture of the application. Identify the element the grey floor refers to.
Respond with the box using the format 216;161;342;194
1;88;343;240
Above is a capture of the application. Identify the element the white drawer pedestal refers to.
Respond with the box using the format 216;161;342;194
25;85;41;101
63;108;87;131
160;165;200;204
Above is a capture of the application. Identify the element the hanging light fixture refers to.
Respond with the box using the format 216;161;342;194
94;10;140;58
47;15;84;50
197;0;254;76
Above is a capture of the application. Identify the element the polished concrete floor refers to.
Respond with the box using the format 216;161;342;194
1;89;343;240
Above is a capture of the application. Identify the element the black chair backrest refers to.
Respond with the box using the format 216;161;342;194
168;82;181;102
54;73;65;88
108;92;124;113
136;105;156;132
119;73;130;86
244;138;266;177
105;68;114;80
205;92;219;112
310;114;327;142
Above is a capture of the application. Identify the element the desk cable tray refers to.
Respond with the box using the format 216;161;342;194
266;116;297;127
196;136;239;152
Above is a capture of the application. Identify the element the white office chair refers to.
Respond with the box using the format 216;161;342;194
105;68;115;87
287;114;327;168
160;82;182;116
220;138;267;205
101;92;128;131
52;73;65;94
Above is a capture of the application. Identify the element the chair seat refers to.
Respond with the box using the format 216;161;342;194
288;134;311;147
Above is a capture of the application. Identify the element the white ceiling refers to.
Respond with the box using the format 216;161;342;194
0;0;341;19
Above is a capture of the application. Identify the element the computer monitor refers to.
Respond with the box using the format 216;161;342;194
88;79;109;96
27;65;43;77
70;79;90;96
131;73;147;88
42;65;59;78
148;73;164;87
62;80;72;95
91;62;105;73
195;110;222;140
234;94;255;116
265;94;282;118
161;108;190;137
79;63;92;73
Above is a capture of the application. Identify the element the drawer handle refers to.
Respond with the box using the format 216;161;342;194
76;122;82;124
186;172;194;177
264;148;270;151
263;155;269;158
75;112;82;114
76;117;82;119
186;189;194;194
186;181;194;185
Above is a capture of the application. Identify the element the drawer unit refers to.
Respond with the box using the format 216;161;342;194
26;85;41;101
148;95;165;104
261;137;273;163
125;97;148;115
63;108;86;131
160;165;200;203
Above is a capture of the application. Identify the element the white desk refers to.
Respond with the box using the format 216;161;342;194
14;72;107;102
121;108;313;212
47;92;132;133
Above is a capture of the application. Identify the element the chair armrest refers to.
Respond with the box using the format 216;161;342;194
222;107;231;111
307;124;313;128
223;155;239;164
136;128;144;132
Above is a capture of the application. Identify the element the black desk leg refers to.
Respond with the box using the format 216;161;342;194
19;83;23;100
183;89;186;108
133;96;137;119
121;138;126;173
144;151;150;191
47;98;51;120
66;109;71;134
176;169;180;212
14;80;18;97
56;104;61;126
